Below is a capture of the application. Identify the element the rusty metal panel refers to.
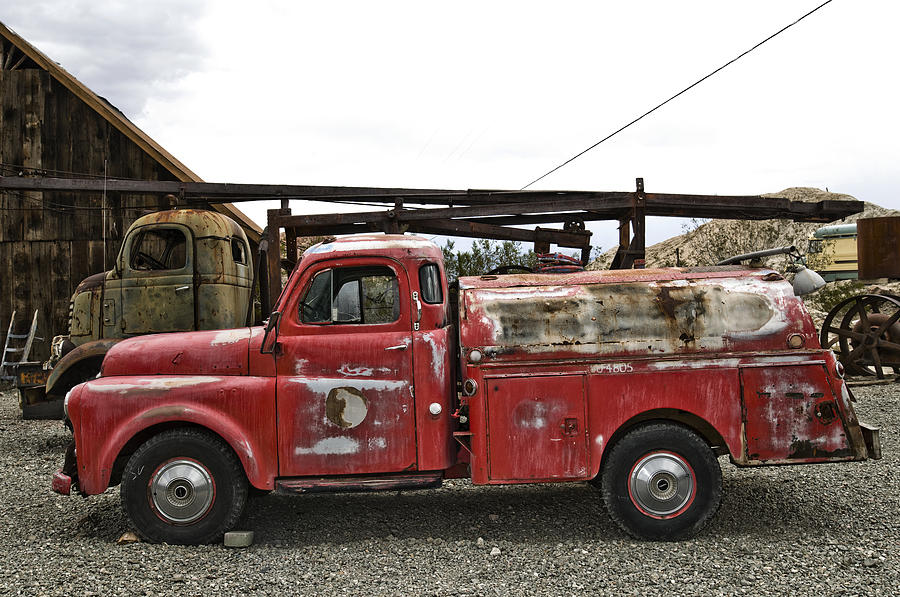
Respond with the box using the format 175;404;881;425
857;216;900;280
459;268;816;362
486;375;587;481
740;365;854;463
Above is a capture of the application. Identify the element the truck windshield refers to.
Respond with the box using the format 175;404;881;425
130;228;187;271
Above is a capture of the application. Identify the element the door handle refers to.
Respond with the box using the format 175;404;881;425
385;344;408;351
175;285;191;293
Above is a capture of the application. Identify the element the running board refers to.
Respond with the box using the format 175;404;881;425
276;471;443;495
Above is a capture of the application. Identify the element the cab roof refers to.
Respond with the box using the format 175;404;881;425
303;234;442;259
129;209;248;241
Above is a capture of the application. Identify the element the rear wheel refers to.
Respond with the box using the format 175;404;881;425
121;428;248;545
601;423;721;540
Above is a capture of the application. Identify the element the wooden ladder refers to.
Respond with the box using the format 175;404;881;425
1;310;40;382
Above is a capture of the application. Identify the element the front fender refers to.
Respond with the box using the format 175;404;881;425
46;339;121;396
70;375;277;494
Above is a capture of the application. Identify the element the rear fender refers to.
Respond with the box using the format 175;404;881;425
45;339;120;396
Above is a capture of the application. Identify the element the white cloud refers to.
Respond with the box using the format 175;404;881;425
4;0;209;118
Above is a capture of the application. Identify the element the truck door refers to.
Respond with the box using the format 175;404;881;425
275;258;418;477
116;224;195;335
486;374;588;480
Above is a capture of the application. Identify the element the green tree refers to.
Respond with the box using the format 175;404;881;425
441;239;538;281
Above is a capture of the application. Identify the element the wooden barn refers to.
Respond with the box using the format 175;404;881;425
0;21;261;362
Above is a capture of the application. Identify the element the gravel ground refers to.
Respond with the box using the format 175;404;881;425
0;385;897;596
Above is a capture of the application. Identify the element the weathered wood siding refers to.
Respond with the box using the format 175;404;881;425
1;67;187;360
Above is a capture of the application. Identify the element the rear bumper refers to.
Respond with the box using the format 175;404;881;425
52;439;78;495
860;423;882;460
52;471;72;495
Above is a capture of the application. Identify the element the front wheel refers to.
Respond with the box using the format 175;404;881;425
121;428;248;545
601;423;721;540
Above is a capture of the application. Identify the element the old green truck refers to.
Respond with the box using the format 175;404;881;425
18;209;253;418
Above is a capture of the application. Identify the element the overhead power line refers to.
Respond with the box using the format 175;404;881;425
521;0;836;190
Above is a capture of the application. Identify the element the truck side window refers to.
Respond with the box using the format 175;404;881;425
300;269;333;323
300;266;399;325
231;238;247;265
419;263;443;304
130;228;187;271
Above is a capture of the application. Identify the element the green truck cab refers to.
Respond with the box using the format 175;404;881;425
21;209;253;417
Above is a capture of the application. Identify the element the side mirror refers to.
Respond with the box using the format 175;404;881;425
260;311;282;354
793;267;826;296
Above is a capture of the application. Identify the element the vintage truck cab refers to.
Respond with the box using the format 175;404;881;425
27;209;252;415
54;234;880;544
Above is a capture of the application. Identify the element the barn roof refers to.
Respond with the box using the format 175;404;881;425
0;21;262;243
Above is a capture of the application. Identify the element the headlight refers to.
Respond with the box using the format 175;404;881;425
63;389;72;419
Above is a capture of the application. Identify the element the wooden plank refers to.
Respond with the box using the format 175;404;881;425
22;70;43;242
0;69;5;244
264;215;283;312
0;244;11;344
0;176;866;223
0;70;25;242
11;242;31;318
406;219;591;249
29;242;49;360
49;241;73;346
70;240;88;283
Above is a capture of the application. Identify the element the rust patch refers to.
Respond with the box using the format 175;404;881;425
139;405;189;419
656;286;678;319
325;387;369;429
787;438;851;460
472;280;775;354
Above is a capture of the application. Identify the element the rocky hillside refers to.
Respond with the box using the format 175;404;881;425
590;187;898;271
588;187;900;327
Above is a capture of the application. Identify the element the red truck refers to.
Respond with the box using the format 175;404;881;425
53;234;881;543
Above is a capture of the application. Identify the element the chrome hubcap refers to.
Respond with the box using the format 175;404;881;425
150;459;214;524
629;452;694;517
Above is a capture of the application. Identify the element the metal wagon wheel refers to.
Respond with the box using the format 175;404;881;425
820;294;900;378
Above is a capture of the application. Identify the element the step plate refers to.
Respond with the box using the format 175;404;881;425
276;472;443;495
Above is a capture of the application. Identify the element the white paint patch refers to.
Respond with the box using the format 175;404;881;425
367;437;387;450
238;438;254;461
295;437;360;455
422;332;448;381
338;364;374;377
210;329;247;346
305;236;436;255
90;376;222;393
647;358;742;371
293;359;309;375
471;286;578;302
288;377;406;394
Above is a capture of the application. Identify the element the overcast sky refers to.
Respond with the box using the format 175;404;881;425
5;1;899;249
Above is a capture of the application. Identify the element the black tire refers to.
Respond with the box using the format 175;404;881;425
600;423;721;541
121;428;248;545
